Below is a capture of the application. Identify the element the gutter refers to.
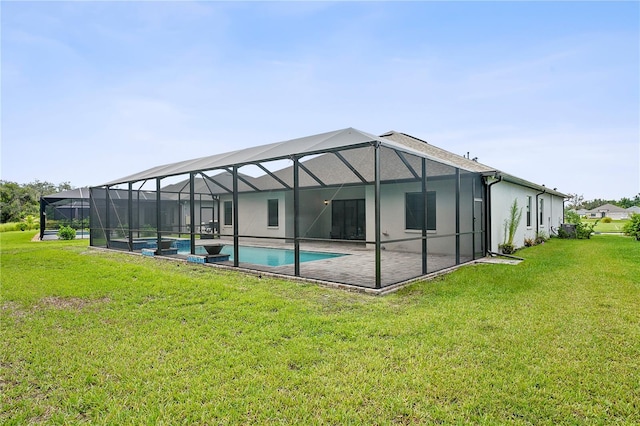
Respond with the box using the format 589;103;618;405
485;174;503;254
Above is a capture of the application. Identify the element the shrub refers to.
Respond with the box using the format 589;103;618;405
623;214;640;241
23;215;39;230
523;238;535;247
535;232;548;245
564;210;581;224
576;222;598;239
564;211;598;239
57;225;76;240
18;222;27;231
498;243;515;254
601;217;612;223
0;222;22;232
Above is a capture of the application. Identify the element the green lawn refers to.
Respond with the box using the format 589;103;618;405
584;218;628;233
2;232;639;424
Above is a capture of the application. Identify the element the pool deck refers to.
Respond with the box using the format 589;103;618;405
154;237;464;290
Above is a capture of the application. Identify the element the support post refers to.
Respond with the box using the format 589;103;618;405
472;176;476;260
128;182;133;251
190;172;196;255
293;156;300;277
89;188;94;246
455;168;460;265
374;143;381;289
232;166;239;267
421;158;428;275
156;178;162;255
105;186;111;248
39;197;46;241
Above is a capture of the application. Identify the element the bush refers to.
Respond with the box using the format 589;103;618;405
576;222;598;239
601;217;612;223
523;238;535;247
498;243;515;254
623;214;640;241
0;222;22;232
564;211;598;239
57;225;76;240
535;232;548;245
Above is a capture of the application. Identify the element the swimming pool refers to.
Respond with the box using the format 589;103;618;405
187;245;345;267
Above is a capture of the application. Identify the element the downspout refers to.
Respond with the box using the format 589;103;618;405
485;174;502;254
535;188;546;235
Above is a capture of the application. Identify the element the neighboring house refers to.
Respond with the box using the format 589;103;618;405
573;208;588;217
90;127;566;290
627;206;640;215
585;203;631;220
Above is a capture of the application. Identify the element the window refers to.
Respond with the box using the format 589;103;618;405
224;201;233;226
539;199;544;226
405;192;436;231
268;199;278;227
526;196;532;227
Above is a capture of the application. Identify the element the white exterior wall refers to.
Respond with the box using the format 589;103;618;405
375;181;457;254
214;177;566;256
218;186;367;240
216;181;457;255
219;191;289;239
605;212;630;220
490;181;564;252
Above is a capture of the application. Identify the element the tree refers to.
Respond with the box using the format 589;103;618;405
0;180;75;223
0;181;24;223
623;214;640;240
566;193;585;210
618;197;634;208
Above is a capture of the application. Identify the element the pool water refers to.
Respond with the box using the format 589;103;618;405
187;245;345;267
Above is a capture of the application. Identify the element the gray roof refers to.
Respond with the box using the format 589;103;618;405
98;127;566;197
104;128;384;186
42;187;90;201
101;127;469;187
381;131;566;197
380;131;496;173
586;203;629;214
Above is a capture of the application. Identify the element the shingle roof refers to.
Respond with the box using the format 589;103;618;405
379;131;496;173
586;203;628;214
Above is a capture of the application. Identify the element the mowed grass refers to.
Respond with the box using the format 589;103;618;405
1;232;639;424
583;219;628;233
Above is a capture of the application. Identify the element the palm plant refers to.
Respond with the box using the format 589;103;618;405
500;199;523;254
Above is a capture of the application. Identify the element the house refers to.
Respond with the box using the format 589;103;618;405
585;203;631;220
626;206;640;215
89;128;566;291
573;208;589;217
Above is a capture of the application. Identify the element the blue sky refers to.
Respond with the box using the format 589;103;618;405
2;1;638;200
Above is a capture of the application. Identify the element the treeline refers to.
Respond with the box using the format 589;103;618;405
566;193;640;210
0;180;73;223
